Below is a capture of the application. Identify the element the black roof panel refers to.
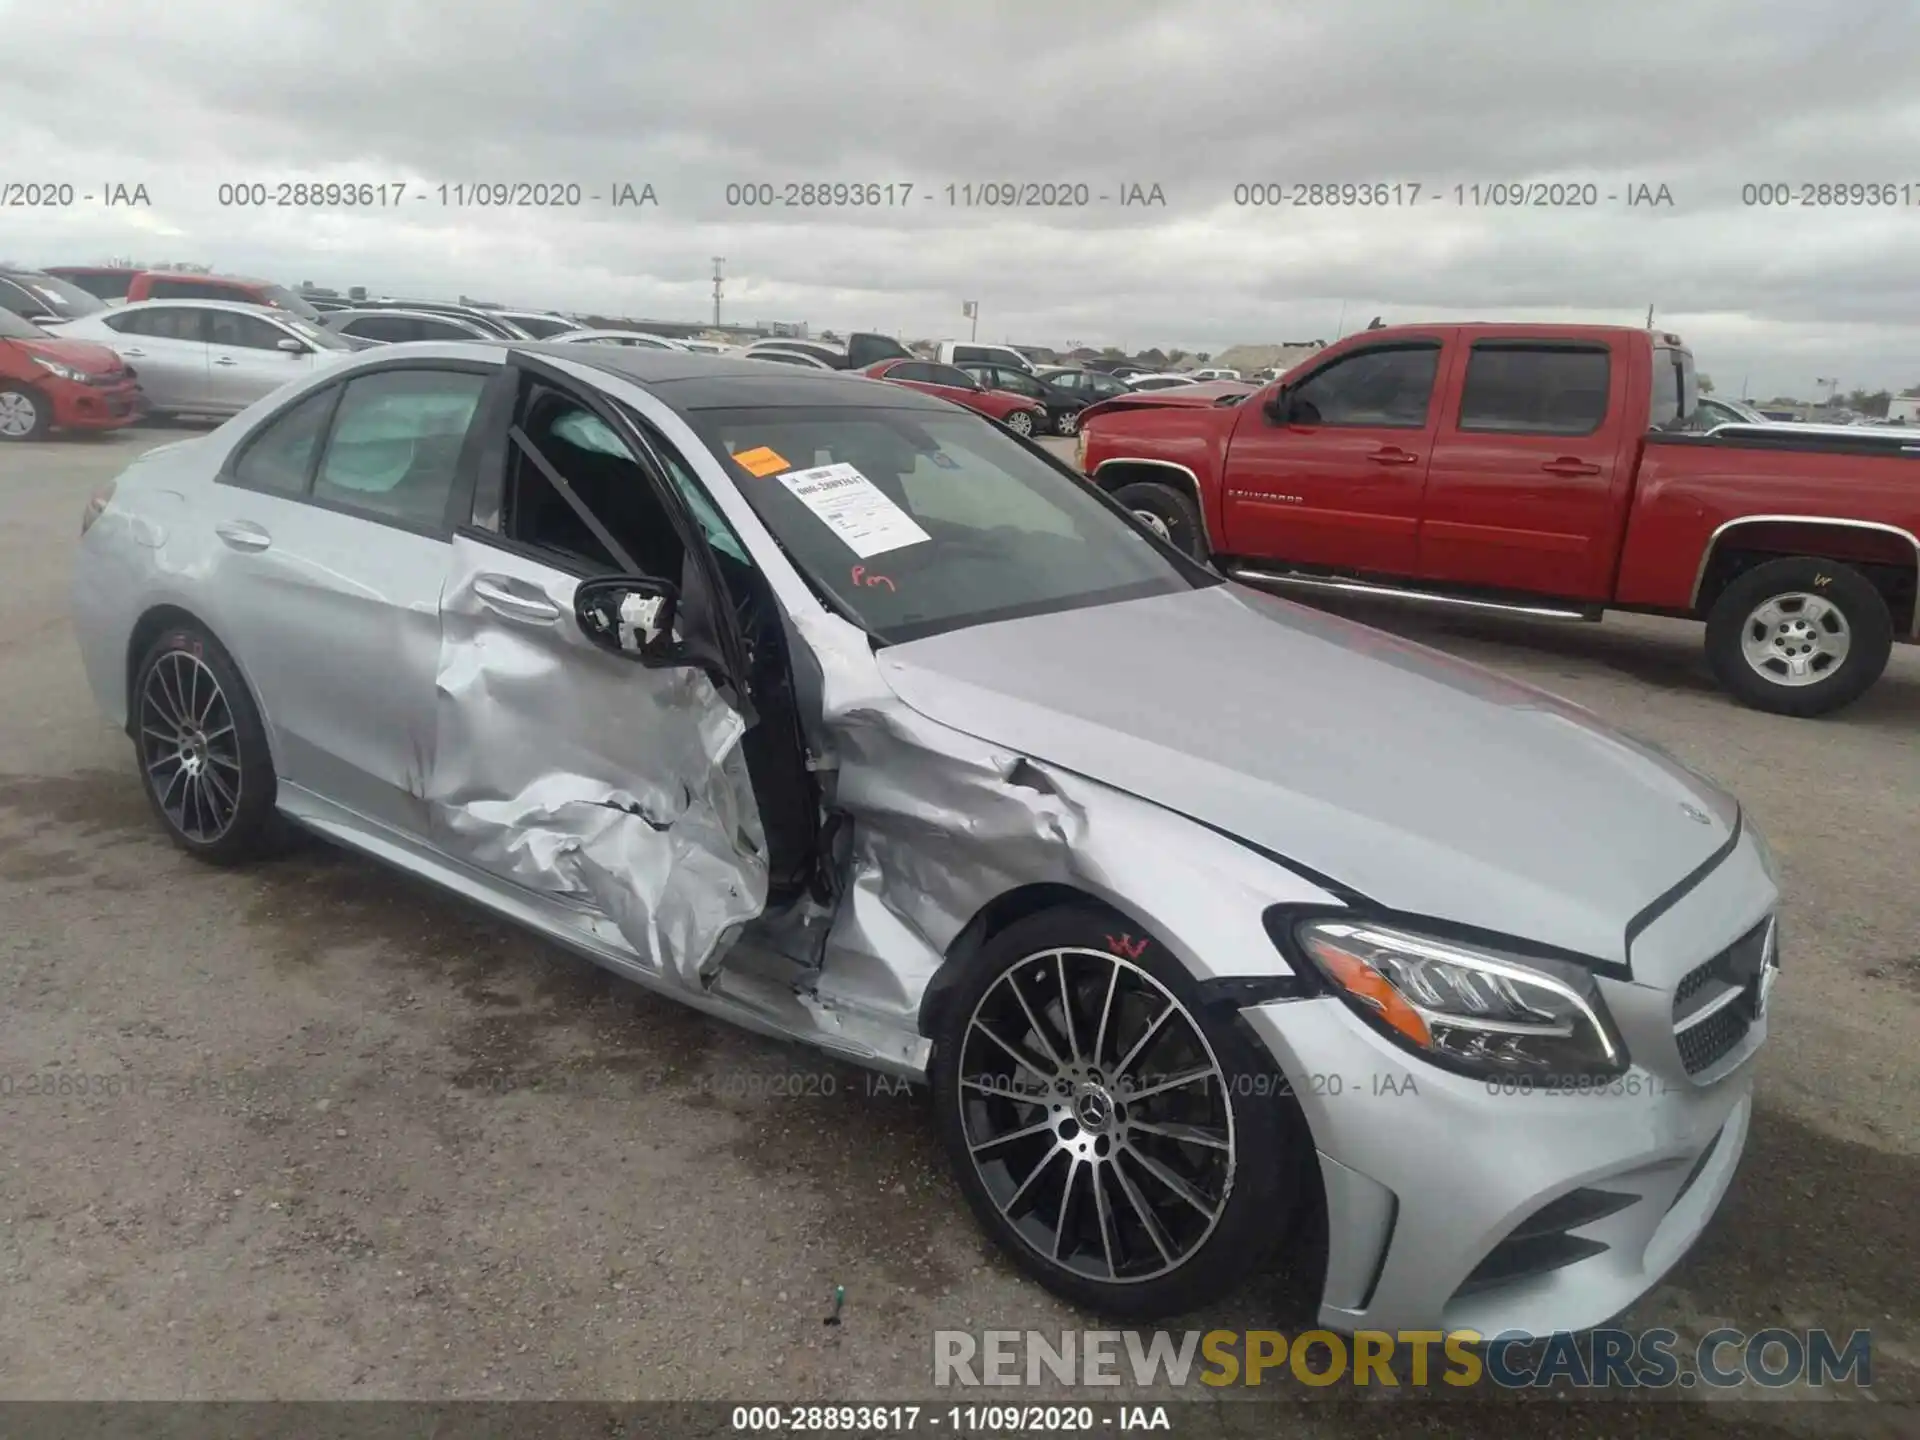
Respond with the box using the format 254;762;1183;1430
519;343;951;412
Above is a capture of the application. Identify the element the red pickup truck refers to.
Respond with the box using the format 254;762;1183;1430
1075;323;1920;716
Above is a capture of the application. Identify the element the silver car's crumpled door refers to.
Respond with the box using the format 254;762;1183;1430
426;536;769;988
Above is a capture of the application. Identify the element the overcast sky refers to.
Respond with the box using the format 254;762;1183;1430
6;0;1919;397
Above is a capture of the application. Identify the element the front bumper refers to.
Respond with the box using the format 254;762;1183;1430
1240;826;1775;1339
1243;997;1752;1338
50;378;145;431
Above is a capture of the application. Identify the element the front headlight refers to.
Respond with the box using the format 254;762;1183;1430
32;355;87;383
1296;919;1627;1083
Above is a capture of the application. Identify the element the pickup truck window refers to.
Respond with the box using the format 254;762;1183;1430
1648;343;1696;428
1288;344;1439;428
1457;344;1610;436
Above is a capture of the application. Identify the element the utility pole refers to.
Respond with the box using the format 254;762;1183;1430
1333;301;1346;339
711;257;725;327
963;299;978;340
1646;304;1655;328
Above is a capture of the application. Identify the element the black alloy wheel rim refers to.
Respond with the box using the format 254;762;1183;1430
139;649;243;842
956;946;1235;1283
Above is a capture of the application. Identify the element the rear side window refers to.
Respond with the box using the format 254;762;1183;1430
1458;345;1611;435
114;308;206;341
414;316;481;340
230;386;338;494
146;278;235;302
59;271;135;301
311;369;488;530
344;315;418;343
1648;345;1695;429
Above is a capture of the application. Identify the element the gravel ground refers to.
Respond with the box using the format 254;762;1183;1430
1;426;1914;1435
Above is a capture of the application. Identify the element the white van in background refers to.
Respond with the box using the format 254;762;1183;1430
935;340;1034;372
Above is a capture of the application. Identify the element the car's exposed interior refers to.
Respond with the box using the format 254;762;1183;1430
497;380;821;903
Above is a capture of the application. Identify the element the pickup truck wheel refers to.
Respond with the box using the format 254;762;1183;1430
931;906;1303;1318
1705;557;1893;717
1110;481;1205;559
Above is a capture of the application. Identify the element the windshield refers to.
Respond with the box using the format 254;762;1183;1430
688;405;1205;643
11;274;105;318
260;285;323;321
0;308;48;340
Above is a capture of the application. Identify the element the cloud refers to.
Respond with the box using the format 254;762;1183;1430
5;0;1919;394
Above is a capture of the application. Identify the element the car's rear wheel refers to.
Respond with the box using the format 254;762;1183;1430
931;906;1304;1318
1004;409;1035;437
132;626;282;864
1704;556;1893;717
0;384;50;441
1109;480;1205;559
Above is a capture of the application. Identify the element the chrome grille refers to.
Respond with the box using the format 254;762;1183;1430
1672;916;1775;1076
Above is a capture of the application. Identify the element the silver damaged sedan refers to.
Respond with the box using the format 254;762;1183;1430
71;343;1778;1333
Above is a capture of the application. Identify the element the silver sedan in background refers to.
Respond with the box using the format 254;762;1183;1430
54;300;355;419
69;342;1776;1334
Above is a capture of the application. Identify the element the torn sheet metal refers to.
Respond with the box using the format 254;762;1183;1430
428;547;768;988
767;611;1087;1036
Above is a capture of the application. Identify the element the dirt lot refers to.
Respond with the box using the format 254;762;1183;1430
1;426;1915;1434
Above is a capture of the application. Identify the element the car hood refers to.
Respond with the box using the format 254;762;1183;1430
874;584;1737;967
8;335;127;375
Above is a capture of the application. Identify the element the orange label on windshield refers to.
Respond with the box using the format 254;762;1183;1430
732;445;791;477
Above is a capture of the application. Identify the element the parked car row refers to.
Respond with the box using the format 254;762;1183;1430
0;262;781;433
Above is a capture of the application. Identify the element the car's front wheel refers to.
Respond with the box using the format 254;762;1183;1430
1004;409;1035;437
0;384;50;442
931;906;1305;1318
1704;556;1893;716
132;625;283;863
1055;409;1080;437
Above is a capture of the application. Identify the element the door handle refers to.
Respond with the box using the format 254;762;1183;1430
1541;458;1601;476
214;357;239;367
473;574;562;624
1367;448;1420;465
122;348;146;357
214;520;272;552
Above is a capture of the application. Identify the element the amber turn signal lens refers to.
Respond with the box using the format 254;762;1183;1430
1302;935;1433;1048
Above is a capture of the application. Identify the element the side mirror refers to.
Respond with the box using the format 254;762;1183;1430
277;337;308;354
574;575;686;667
1263;388;1294;424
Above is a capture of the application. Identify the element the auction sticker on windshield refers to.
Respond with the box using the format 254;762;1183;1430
731;444;791;477
778;462;930;557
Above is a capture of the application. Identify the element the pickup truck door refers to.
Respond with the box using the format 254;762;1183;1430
1220;337;1445;572
1416;337;1627;599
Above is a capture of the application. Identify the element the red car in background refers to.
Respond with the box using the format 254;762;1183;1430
861;358;1049;436
0;307;144;441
